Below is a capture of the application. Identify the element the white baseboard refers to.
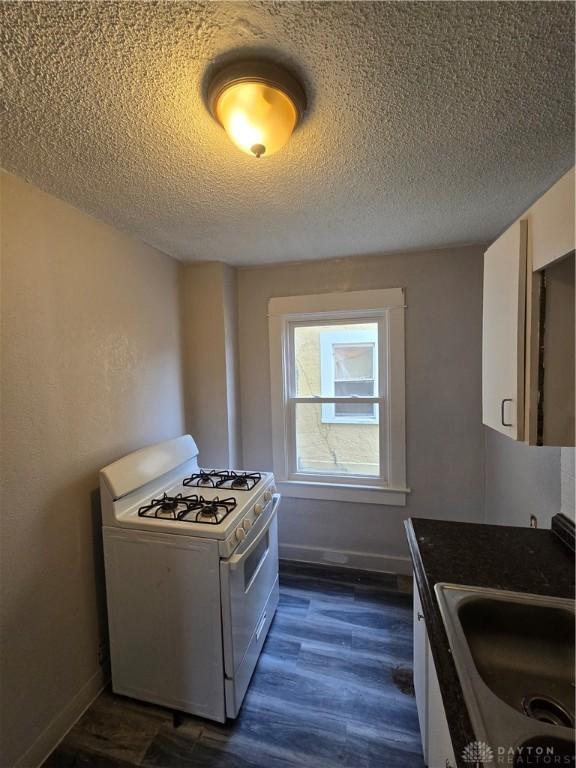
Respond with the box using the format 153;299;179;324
14;666;108;768
278;543;411;575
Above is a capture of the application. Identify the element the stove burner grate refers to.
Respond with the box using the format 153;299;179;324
138;493;237;524
187;497;237;523
183;470;262;491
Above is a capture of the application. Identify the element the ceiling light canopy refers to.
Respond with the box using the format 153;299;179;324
208;60;306;159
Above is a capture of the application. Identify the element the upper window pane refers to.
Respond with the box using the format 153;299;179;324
293;322;378;397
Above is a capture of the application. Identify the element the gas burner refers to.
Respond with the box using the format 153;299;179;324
183;470;222;488
183;470;262;491
137;493;237;525
179;496;237;524
138;493;200;520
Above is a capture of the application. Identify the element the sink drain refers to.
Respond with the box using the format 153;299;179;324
522;695;574;728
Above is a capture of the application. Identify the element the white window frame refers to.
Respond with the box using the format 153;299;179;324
268;288;408;506
320;329;378;424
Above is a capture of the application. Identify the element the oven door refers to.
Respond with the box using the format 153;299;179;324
220;494;280;678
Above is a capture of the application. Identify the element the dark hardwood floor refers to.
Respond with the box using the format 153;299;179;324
43;562;424;768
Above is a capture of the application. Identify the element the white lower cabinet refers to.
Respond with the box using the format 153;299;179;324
413;574;457;768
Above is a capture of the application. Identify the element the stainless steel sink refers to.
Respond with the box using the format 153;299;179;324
435;584;575;764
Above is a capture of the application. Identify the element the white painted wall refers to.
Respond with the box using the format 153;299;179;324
222;264;242;468
237;246;486;572
181;262;241;468
0;171;186;768
483;428;562;528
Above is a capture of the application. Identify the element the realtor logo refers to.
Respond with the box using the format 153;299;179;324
462;741;495;767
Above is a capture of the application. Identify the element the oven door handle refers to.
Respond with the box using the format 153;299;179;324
228;494;280;571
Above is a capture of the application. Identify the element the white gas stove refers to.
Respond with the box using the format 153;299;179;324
100;435;280;722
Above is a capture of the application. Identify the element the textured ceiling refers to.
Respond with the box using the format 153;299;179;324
1;1;574;265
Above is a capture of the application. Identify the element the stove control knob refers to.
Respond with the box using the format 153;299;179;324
243;518;252;531
236;527;247;542
264;490;272;503
254;503;264;516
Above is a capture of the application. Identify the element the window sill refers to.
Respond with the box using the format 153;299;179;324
320;418;378;426
275;480;410;506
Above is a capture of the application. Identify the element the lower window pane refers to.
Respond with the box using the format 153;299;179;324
295;403;380;477
334;401;376;417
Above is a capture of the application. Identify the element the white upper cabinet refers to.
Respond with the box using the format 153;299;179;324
483;166;575;446
482;219;527;440
525;252;575;446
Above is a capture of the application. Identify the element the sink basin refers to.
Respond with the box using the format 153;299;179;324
435;584;575;764
513;737;575;767
458;595;574;725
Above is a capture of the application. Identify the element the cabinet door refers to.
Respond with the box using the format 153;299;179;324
482;219;527;440
413;575;429;760
427;644;457;768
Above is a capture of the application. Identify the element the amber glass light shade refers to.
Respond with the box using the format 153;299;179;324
215;81;298;158
208;61;305;159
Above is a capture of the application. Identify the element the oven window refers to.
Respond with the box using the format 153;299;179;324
244;532;269;590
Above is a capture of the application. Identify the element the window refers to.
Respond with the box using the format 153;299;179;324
268;289;408;505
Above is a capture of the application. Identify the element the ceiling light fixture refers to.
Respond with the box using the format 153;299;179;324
208;60;306;159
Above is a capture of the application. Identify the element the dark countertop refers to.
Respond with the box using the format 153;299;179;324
405;516;575;768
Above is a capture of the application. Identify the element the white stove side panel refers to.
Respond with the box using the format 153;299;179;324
103;527;225;722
